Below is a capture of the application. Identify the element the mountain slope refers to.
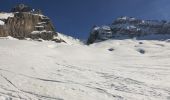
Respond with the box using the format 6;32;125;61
0;38;170;100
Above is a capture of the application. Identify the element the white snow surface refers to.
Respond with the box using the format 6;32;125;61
31;30;52;34
57;33;83;45
0;20;4;25
0;38;170;100
0;13;14;19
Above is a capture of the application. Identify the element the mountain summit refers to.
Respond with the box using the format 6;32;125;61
0;4;64;42
11;4;33;12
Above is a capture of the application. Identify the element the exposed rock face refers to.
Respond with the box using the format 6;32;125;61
87;25;112;44
0;4;62;41
87;16;170;44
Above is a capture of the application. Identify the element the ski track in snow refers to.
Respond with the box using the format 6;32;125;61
0;39;170;100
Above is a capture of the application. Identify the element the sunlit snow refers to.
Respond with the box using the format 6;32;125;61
0;36;170;100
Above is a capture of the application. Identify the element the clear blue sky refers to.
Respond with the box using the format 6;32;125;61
1;0;170;39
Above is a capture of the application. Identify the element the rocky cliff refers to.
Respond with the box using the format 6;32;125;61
87;16;170;44
0;4;62;41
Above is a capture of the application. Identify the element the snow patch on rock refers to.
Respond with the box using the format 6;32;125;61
0;36;18;40
0;20;4;25
0;13;14;19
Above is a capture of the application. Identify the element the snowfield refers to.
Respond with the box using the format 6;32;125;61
0;37;170;100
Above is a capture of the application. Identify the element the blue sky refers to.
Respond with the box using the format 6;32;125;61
1;0;170;39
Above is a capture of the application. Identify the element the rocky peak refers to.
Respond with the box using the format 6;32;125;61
11;4;42;14
87;17;170;44
0;4;64;42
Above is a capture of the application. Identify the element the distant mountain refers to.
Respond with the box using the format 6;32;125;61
87;16;170;44
0;4;64;42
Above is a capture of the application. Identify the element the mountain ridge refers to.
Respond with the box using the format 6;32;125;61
87;16;170;44
1;4;170;45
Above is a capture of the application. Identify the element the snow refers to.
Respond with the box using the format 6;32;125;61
137;34;170;40
33;14;44;17
37;22;46;25
93;26;100;31
111;23;134;30
0;20;4;25
142;20;145;23
35;26;44;28
118;16;128;20
0;38;170;100
0;13;14;19
117;16;136;21
57;33;83;45
0;36;18;40
31;30;52;34
101;25;111;30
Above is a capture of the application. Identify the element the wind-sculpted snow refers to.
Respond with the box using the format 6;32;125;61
0;38;170;100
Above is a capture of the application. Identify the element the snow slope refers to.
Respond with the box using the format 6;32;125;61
0;38;170;100
57;33;83;45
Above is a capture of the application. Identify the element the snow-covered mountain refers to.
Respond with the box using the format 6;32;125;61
87;16;170;44
0;37;170;100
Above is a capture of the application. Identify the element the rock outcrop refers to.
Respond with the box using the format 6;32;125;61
87;16;170;44
0;4;63;42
